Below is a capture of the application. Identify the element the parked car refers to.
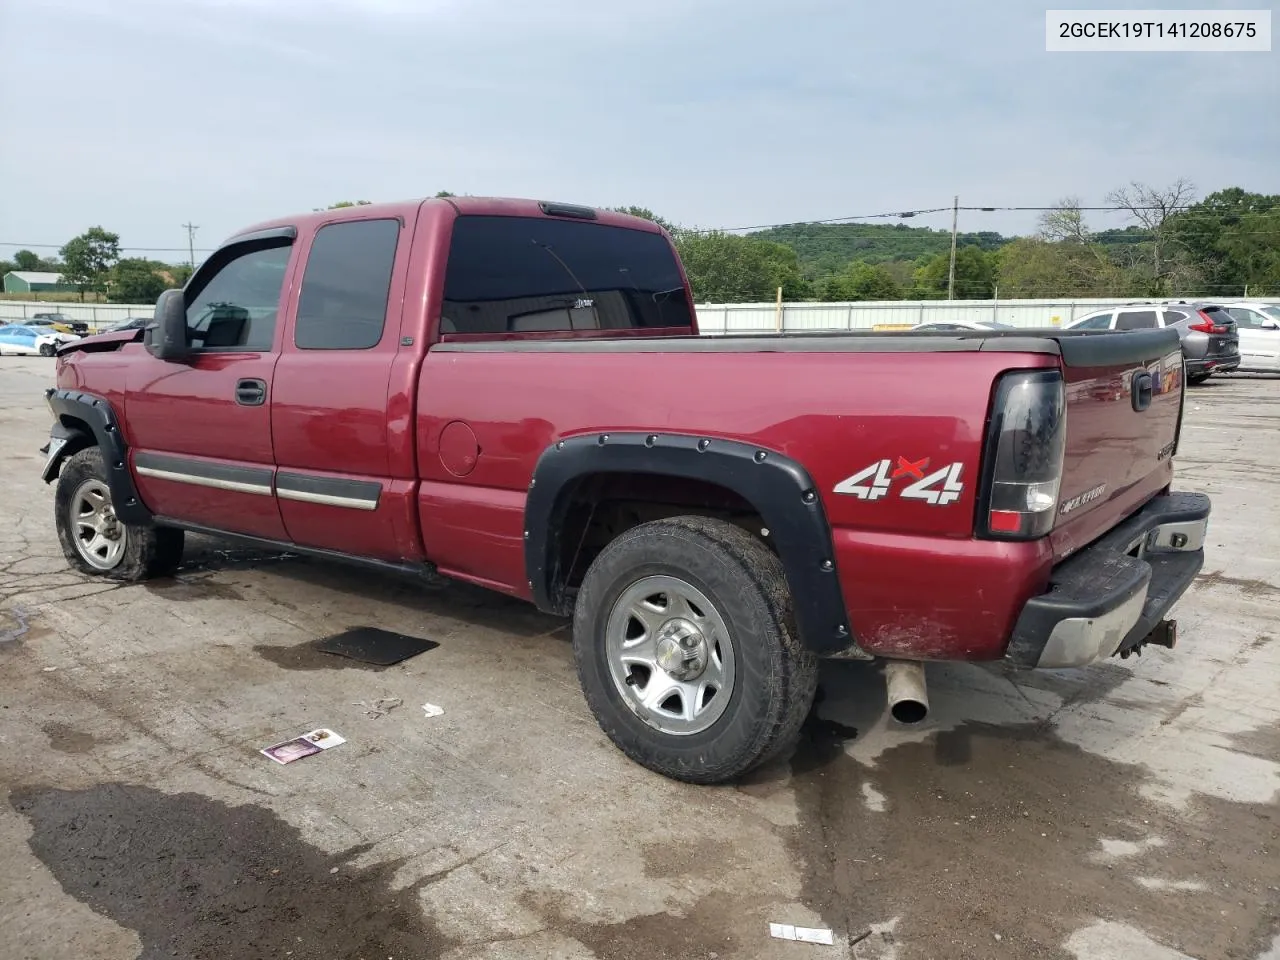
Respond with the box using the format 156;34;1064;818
104;316;154;333
911;320;1016;331
0;324;78;356
1220;302;1280;373
1066;302;1239;384
38;196;1211;784
30;312;89;336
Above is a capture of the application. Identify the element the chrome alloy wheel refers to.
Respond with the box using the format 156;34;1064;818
604;575;736;735
69;478;127;570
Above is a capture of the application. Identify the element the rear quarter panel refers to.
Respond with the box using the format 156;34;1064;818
414;347;1060;655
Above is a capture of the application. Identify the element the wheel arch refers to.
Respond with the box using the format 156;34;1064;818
524;432;860;655
42;388;153;525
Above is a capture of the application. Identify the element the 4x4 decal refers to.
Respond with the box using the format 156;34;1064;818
834;456;965;505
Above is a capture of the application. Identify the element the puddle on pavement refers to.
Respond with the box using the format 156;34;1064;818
254;637;398;672
520;888;752;960
0;604;32;644
11;784;456;960
787;712;1280;959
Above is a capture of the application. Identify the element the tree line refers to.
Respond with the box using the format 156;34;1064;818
7;182;1274;306
0;230;192;303
620;181;1279;303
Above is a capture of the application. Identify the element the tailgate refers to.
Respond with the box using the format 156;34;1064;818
1049;329;1184;561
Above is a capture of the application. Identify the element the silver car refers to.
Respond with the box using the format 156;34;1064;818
1067;302;1240;384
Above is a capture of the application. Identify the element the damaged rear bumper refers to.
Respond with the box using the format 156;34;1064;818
1005;492;1210;669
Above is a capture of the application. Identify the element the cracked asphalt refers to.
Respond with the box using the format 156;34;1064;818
1;355;1277;960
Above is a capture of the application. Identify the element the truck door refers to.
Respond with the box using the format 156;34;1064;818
125;230;296;540
269;214;419;561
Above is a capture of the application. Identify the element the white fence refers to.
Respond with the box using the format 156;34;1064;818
0;301;153;332
694;297;1280;334
5;296;1277;337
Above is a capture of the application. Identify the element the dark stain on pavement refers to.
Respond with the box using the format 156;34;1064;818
253;638;390;672
145;576;246;602
42;721;100;755
1195;570;1279;598
787;707;1280;960
10;784;456;960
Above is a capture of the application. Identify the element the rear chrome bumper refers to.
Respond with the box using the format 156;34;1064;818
1005;492;1210;669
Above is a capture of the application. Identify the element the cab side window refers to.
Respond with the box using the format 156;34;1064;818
294;219;401;350
186;242;293;351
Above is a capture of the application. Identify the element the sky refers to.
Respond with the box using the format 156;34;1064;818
1;0;1276;261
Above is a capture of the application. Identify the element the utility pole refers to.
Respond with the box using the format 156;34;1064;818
182;223;199;270
947;195;959;301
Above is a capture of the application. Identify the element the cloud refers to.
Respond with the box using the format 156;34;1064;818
0;0;1274;252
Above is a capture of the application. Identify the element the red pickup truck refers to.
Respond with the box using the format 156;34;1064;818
40;196;1211;783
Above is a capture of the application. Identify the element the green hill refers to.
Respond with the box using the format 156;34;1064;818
749;222;1012;276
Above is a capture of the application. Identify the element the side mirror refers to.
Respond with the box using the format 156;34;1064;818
145;289;191;361
1262;319;1280;331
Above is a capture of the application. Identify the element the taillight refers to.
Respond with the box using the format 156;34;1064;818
1189;310;1228;334
978;370;1067;540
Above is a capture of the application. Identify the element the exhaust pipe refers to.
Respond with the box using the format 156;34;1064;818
884;660;929;724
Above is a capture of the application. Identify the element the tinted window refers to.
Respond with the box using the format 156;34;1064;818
1227;307;1264;328
186;242;292;351
1163;310;1188;325
1116;310;1159;330
441;216;693;335
295;219;400;350
1073;313;1113;330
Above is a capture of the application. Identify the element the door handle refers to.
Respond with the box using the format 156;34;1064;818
235;378;267;406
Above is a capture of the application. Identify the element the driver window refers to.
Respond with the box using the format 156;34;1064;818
186;243;292;351
1227;308;1261;328
1075;313;1112;329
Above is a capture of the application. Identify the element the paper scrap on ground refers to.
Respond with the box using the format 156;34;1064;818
769;923;835;945
261;728;347;765
422;703;444;718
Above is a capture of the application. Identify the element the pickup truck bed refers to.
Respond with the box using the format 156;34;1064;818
39;195;1211;784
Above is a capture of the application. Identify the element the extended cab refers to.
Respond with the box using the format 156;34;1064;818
40;196;1211;784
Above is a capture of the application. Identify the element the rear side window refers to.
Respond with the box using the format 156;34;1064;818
1116;310;1159;330
1163;310;1188;325
441;216;693;335
1073;313;1112;330
295;219;400;350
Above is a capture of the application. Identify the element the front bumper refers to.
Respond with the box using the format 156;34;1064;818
1005;492;1210;669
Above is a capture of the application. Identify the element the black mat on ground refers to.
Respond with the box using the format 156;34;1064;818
314;627;439;666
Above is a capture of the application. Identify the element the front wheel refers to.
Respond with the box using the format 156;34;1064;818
572;516;818;784
39;343;55;357
54;447;185;580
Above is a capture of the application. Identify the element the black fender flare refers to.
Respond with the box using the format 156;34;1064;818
42;388;154;526
523;431;858;655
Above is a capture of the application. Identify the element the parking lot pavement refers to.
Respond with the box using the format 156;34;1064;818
0;355;1276;960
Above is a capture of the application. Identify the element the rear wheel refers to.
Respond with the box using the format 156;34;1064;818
1188;372;1211;385
54;447;184;580
572;516;818;784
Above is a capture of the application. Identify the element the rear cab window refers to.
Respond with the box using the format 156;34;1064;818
440;216;693;336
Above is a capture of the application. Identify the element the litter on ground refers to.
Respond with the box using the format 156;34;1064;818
260;728;347;765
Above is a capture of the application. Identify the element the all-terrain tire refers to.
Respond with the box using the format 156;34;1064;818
572;516;818;784
39;343;55;357
54;447;185;580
